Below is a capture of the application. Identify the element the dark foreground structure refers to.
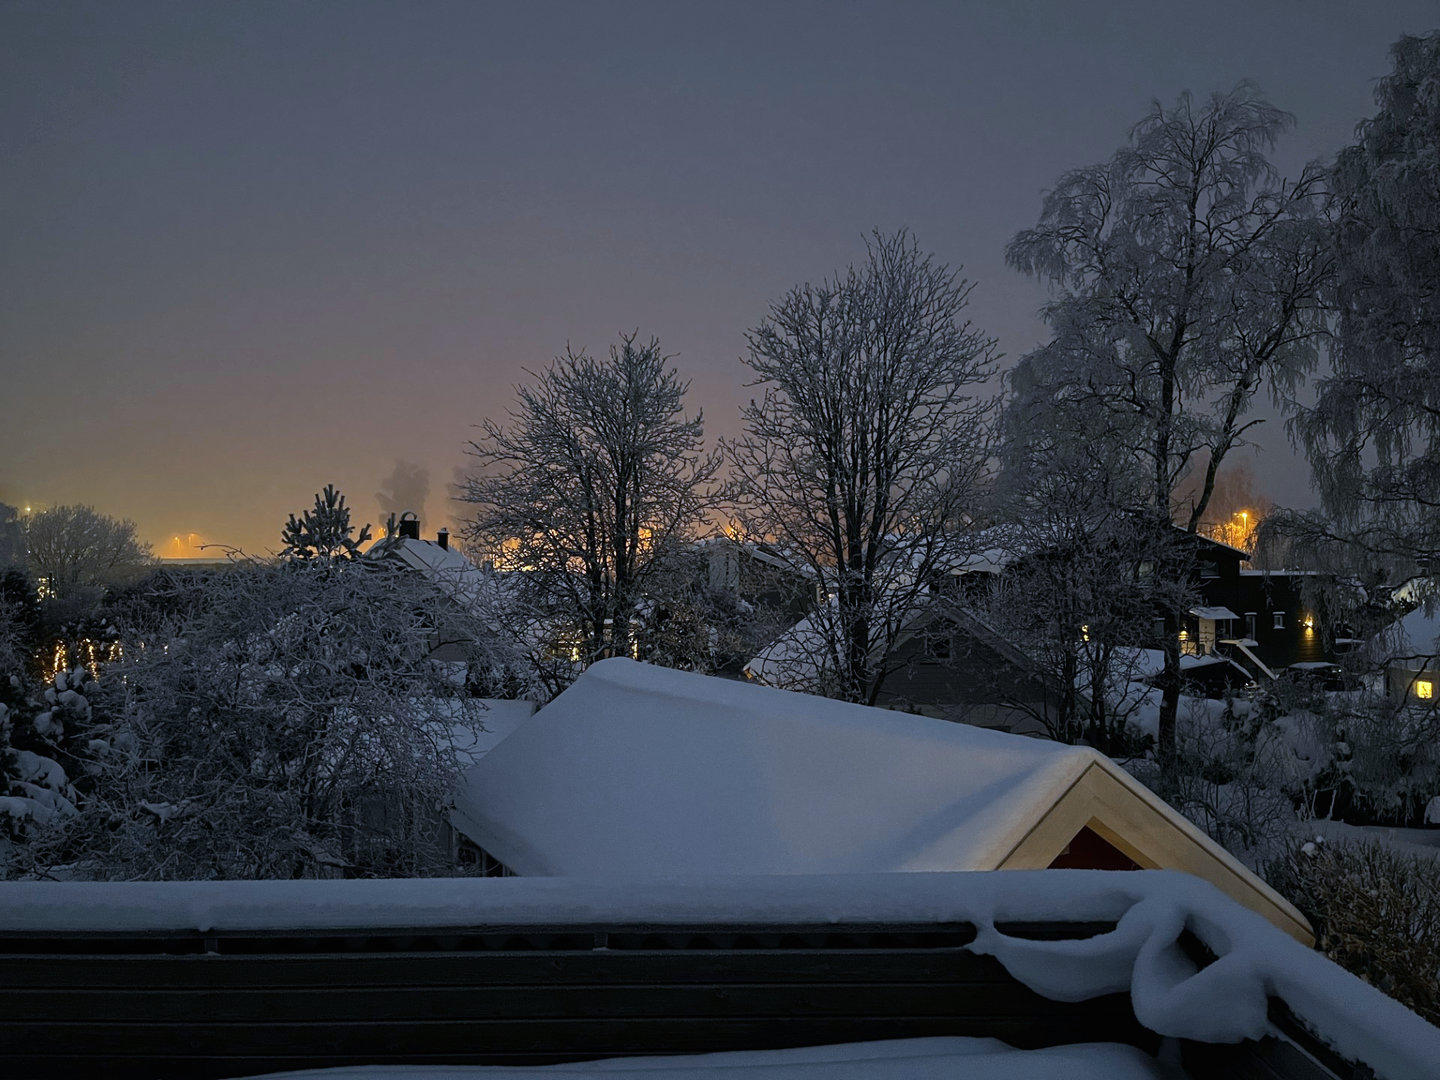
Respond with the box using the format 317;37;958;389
0;873;1432;1079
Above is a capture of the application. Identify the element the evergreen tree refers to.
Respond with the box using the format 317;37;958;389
281;485;374;560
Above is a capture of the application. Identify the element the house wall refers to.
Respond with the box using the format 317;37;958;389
1197;572;1334;669
872;625;1064;737
1386;664;1440;704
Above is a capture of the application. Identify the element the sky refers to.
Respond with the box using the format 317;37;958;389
2;0;1437;558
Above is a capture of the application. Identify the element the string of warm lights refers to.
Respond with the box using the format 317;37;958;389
38;637;124;683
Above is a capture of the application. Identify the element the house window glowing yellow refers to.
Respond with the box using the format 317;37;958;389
1418;679;1434;700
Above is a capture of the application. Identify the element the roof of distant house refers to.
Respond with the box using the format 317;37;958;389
372;536;515;614
1369;600;1440;667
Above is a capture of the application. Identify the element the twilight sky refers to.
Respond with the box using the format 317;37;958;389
3;0;1437;557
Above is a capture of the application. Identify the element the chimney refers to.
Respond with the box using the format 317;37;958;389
398;511;420;541
436;528;450;550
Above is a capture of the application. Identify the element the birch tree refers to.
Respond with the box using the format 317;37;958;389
1293;32;1440;582
1007;85;1331;767
726;230;998;705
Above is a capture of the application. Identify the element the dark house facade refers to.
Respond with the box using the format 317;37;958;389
1185;535;1345;676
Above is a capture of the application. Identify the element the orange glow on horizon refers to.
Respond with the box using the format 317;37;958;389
162;532;210;559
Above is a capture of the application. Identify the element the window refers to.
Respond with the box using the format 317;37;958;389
1245;612;1257;640
1273;611;1285;630
1418;679;1435;700
1198;559;1219;579
925;631;952;660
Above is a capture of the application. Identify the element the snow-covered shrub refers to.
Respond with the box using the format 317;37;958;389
1324;693;1440;825
1130;693;1302;865
1;664;95;867
1268;836;1440;1026
51;557;503;881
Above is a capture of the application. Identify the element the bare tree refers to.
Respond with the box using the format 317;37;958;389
1007;85;1332;767
0;503;24;570
460;332;719;667
727;230;998;705
24;505;154;599
976;360;1167;749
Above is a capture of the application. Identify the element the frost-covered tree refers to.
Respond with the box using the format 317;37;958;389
281;484;373;560
1007;85;1332;766
1;664;104;866
1292;32;1440;581
975;373;1165;750
0;503;24;570
0;568;39;671
40;558;504;880
24;504;154;599
726;230;998;705
460;332;719;667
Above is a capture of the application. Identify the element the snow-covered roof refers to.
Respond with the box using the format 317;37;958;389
450;661;1308;942
375;537;514;615
458;659;1099;878
242;1040;1179;1078
1189;605;1239;621
1368;601;1440;668
744;605;833;686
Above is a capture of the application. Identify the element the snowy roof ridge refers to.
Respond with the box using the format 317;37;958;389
457;659;1104;878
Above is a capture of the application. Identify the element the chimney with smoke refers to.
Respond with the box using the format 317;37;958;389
398;511;420;541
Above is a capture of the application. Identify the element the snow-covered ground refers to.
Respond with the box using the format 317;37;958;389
245;1039;1173;1079
1303;819;1440;860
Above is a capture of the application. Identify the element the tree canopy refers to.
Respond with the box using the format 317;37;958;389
726;229;998;705
1294;32;1440;577
460;331;719;668
1007;84;1332;763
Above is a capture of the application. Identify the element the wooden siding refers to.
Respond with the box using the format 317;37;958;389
997;763;1314;944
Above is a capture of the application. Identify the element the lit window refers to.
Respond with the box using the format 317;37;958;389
1418;680;1434;700
1273;612;1285;630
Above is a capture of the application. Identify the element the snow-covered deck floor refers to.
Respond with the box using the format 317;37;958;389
248;1038;1171;1079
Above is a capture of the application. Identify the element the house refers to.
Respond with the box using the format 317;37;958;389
1368;600;1440;704
449;658;1312;943
1173;532;1366;679
745;599;1075;735
366;512;539;684
702;536;820;623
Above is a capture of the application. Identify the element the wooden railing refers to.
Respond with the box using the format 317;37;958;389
0;920;1353;1079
